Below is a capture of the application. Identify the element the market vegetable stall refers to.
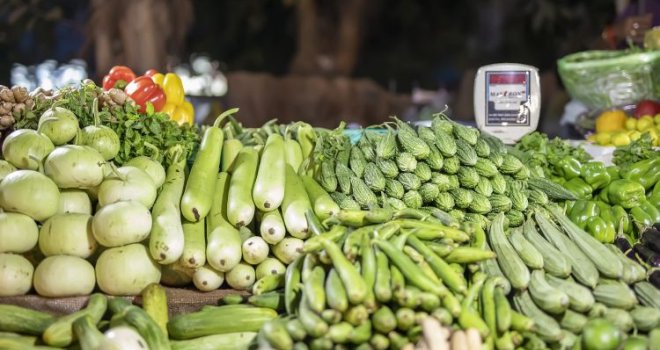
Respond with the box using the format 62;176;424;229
0;78;658;350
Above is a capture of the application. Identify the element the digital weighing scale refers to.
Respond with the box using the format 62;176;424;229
474;63;541;144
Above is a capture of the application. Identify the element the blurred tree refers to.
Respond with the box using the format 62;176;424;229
289;0;370;77
87;0;193;77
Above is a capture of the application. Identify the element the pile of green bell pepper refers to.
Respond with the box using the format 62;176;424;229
567;200;616;243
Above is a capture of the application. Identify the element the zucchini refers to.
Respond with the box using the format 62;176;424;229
545;274;595;313
508;227;543;269
489;213;530;290
634;281;660;309
593;280;638;310
535;211;599;288
548;206;623;279
528;270;569;315
512;291;562;342
168;305;277;340
522;218;571;278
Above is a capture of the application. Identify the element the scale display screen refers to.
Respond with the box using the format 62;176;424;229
484;71;531;127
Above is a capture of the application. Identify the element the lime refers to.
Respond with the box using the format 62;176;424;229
582;318;622;350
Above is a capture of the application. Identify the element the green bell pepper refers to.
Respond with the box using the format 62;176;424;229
630;206;653;228
611;205;632;234
649;181;660;208
580;162;611;190
621;158;660;190
639;200;660;224
585;216;615;243
564;177;593;200
607;179;646;209
597;186;610;204
556;156;582;180
564;200;576;214
568;200;599;229
606;166;620;181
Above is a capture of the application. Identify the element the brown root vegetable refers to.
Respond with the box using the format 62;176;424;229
0;102;12;114
24;98;34;110
0;88;15;103
0;114;14;128
11;86;28;102
108;88;127;105
12;103;25;115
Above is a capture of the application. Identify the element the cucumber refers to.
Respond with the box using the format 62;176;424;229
253;134;286;211
142;283;169;337
0;305;55;335
43;293;107;347
109;298;171;350
168;305;277;340
171;332;256;350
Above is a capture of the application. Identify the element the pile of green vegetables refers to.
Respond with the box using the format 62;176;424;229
311;115;575;232
10;81;200;166
514;131;660;250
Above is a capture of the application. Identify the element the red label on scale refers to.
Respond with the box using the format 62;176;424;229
485;71;531;127
488;73;527;85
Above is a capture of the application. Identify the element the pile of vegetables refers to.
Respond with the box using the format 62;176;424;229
514;131;660;270
10;81;200;166
589;99;660;147
311;115;576;232
102;65;195;125
1;88;659;350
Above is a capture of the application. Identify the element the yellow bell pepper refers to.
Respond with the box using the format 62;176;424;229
147;70;193;125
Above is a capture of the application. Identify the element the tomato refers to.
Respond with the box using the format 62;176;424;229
581;318;622;350
634;99;660;118
622;335;648;350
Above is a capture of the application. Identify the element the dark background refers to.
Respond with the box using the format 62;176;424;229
0;0;618;131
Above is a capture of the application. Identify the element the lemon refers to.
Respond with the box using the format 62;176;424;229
595;132;612;145
628;130;642;141
645;128;659;143
611;132;631;146
595;110;627;133
625;118;638;130
637;116;654;131
587;134;597;143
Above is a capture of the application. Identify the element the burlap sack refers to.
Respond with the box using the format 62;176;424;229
0;287;249;316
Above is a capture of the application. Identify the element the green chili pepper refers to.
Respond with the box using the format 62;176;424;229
585;216;615;243
556;156;582;180
611;205;631;235
580;162;611;190
649;192;660;209
639;200;660;224
607;179;646;209
564;177;592;199
606;166;620;181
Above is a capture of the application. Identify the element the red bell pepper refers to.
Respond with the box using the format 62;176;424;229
102;66;136;91
124;76;166;113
